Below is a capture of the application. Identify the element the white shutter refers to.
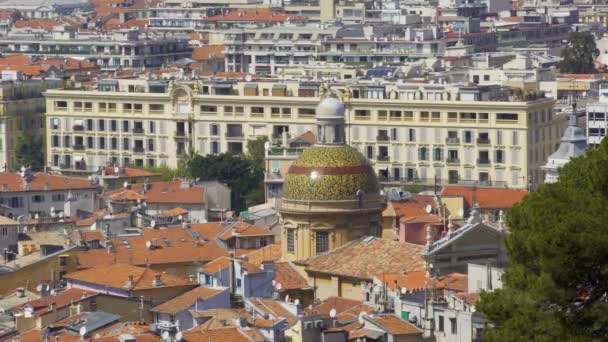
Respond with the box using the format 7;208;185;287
434;128;441;144
511;149;519;164
420;128;427;143
160;121;166;135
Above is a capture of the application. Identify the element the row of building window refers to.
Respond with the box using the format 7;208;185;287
286;229;329;255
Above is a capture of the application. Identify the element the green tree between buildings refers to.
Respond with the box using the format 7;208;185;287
560;31;599;74
186;137;268;212
478;138;608;340
16;134;44;171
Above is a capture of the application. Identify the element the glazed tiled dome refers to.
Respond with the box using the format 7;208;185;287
283;145;380;201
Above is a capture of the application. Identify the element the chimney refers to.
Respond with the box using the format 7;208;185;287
82;291;88;299
180;179;190;189
152;274;163;287
16;287;25;298
125;275;134;288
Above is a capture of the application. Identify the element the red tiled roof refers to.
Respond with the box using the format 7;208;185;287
0;172;99;192
18;330;79;342
15;288;97;316
0;54;32;65
77;226;229;268
65;263;196;291
380;271;427;292
14;19;61;30
104;180;205;204
388;195;437;218
102;167;159;177
368;315;421;335
455;292;481;306
163;207;189;216
558;73;598;79
435;273;468;292
200;256;231;273
151;287;225;314
308;296;376;322
245;244;282;266
103;188;146;202
41;57;98;71
247;298;297;325
182;327;260;342
219;222;273;240
192;45;224;61
440;186;528;209
203;9;304;22
299;237;425;280
274;262;310;290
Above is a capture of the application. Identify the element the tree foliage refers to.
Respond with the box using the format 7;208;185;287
478;138;608;341
143;164;187;181
560;31;599;74
187;151;263;212
16;134;44;171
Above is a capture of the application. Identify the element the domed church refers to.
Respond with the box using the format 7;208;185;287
279;93;385;261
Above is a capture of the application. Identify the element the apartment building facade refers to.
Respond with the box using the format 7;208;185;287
0;27;191;71
44;79;565;190
0;78;62;170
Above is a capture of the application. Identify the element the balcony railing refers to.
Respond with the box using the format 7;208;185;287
477;138;491;145
225;132;244;138
73;125;84;131
73;144;85;151
377;155;390;162
133;127;145;134
133;146;145;153
376;134;390;142
446;158;460;164
174;131;187;138
477;158;491;165
446;137;460;144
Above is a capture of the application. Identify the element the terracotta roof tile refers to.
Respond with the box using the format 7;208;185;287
307;297;376;322
65;263;196;291
0;54;32;66
163;207;189;216
18;330;79;342
14;19;62;30
299;237;425;280
183;327;262;342
0;172;99;192
435;273;467;292
203;9;304;22
274;262;310;290
103;188;146;202
245;244;282;266
440;186;528;209
192;45;224;61
219;222;273;240
455;292;480;306
104;180;205;205
247;298;297;325
102;167;159;177
200;256;231;273
380;271;427;292
151;287;226;314
77;226;229;268
385;195;438;218
14;288;97;316
368;315;421;335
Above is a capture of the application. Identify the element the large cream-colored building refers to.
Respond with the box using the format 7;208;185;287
44;78;566;188
0;78;61;170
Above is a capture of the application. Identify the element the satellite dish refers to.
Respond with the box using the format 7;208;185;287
285;294;290;302
114;167;119;174
457;208;464;217
151;220;156;228
272;280;276;286
264;141;270;151
294;299;300;306
145;241;152;249
175;331;183;341
425;204;433;214
79;326;87;337
161;331;170;340
276;283;282;291
329;308;337;318
401;287;408;295
358;312;367;324
245;74;252;82
36;284;43;292
50;289;56;296
123;181;129;188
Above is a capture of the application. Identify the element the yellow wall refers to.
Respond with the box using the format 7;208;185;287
0;247;79;295
440;197;465;220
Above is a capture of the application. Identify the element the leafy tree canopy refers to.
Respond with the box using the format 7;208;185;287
16;134;44;171
479;138;608;341
560;31;599;74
